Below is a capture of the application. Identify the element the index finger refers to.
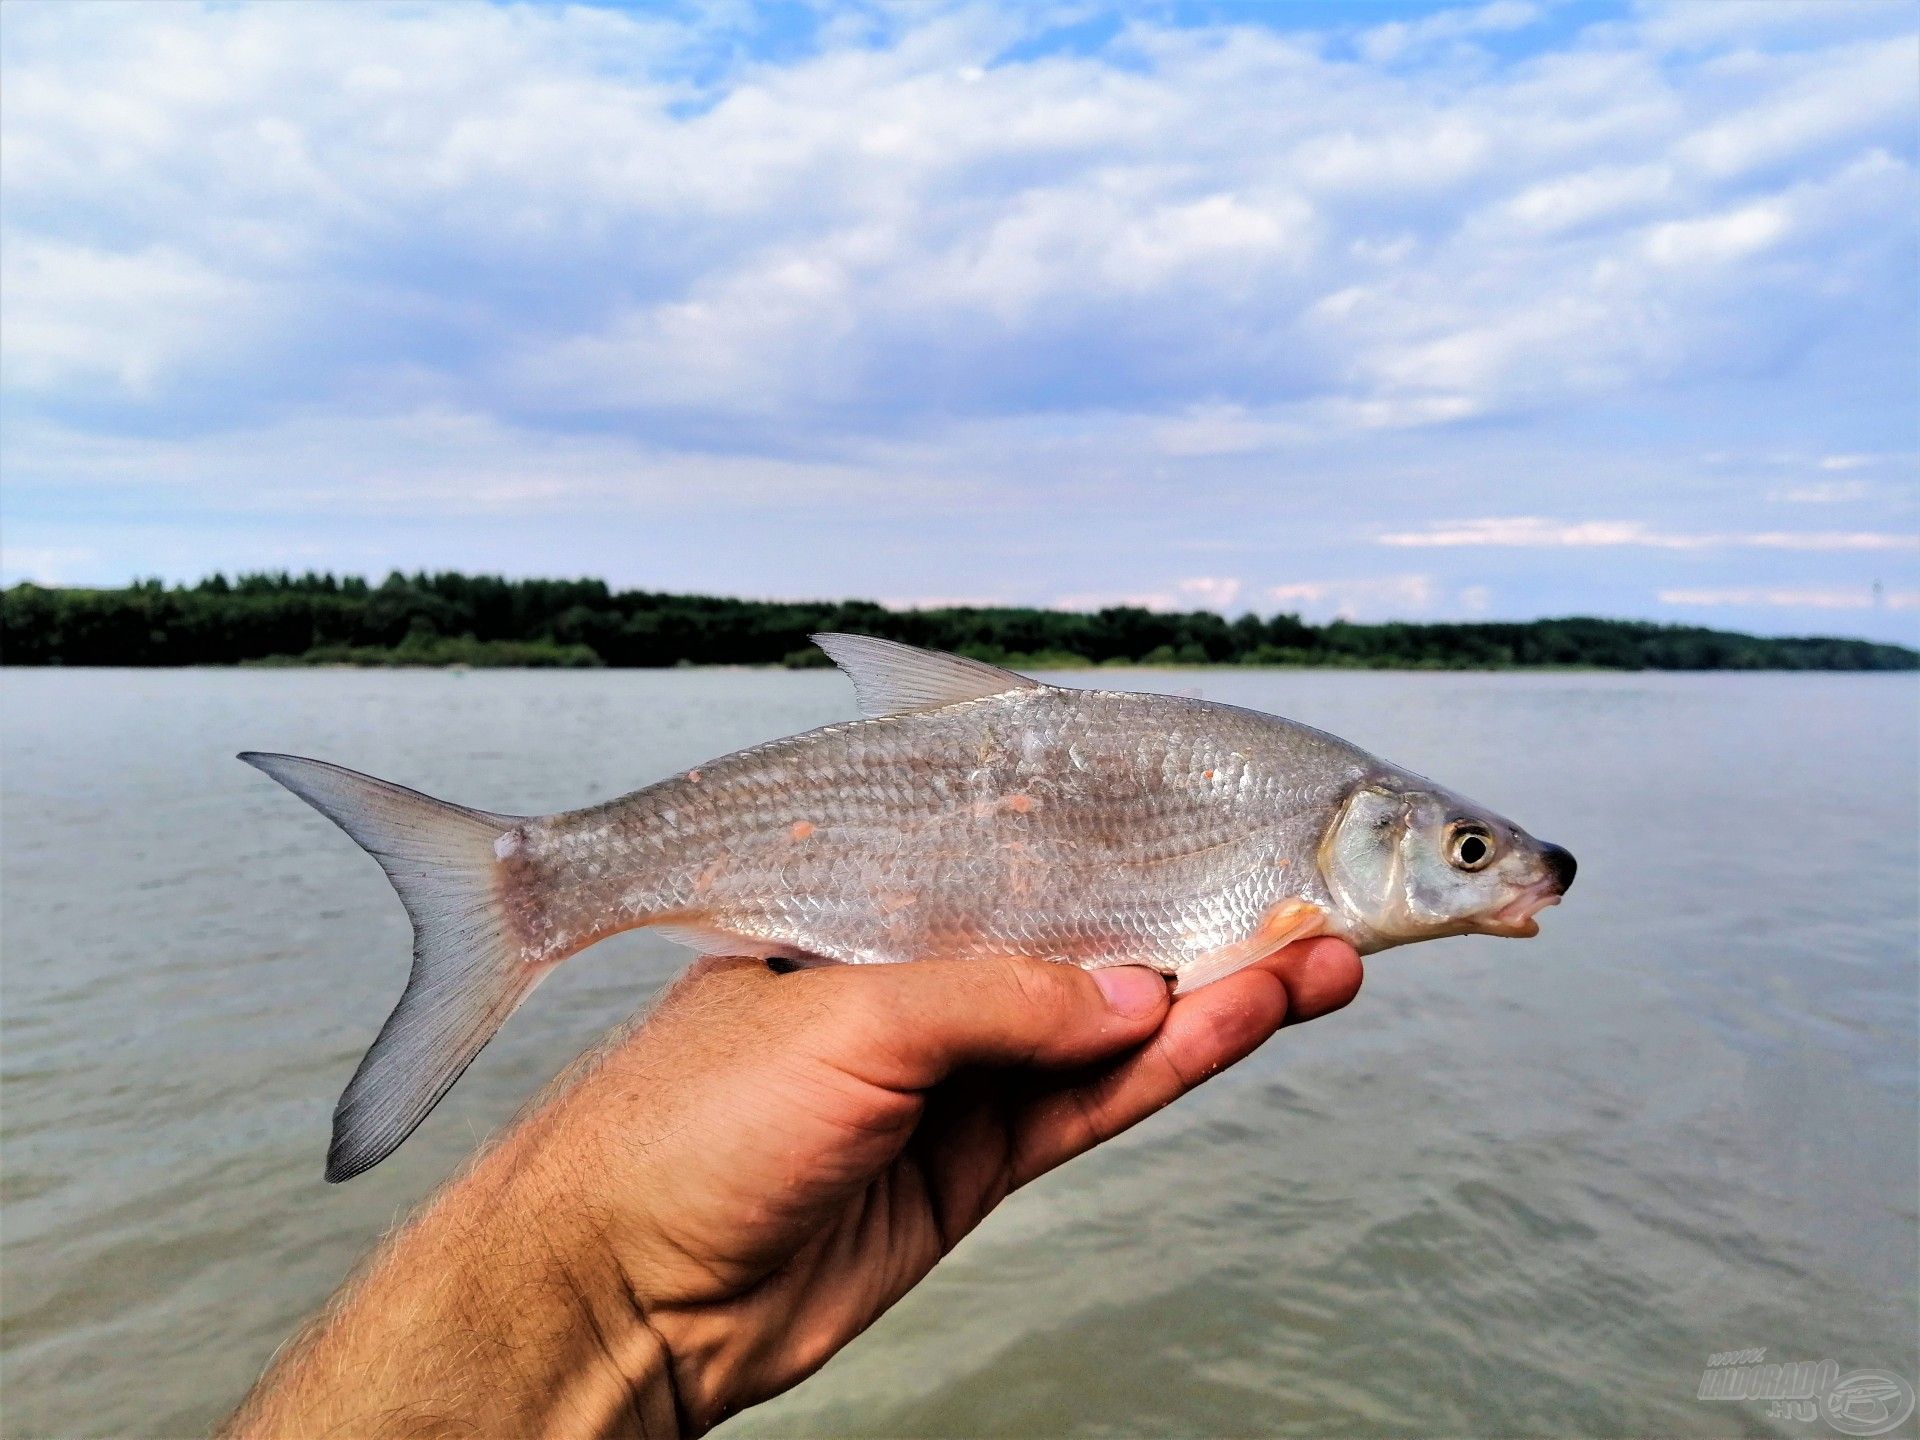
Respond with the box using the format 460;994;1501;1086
791;952;1173;1093
1007;936;1362;1185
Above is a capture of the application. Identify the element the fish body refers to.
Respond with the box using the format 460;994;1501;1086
244;634;1575;1180
512;684;1361;981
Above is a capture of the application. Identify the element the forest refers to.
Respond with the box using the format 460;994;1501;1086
3;571;1914;671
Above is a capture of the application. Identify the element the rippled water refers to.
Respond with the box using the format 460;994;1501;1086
2;668;1915;1438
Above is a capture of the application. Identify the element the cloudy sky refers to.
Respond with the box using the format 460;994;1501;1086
2;0;1914;639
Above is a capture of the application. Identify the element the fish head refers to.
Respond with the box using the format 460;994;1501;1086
1320;779;1575;951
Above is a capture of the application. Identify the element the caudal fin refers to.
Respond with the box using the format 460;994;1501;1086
239;752;536;1182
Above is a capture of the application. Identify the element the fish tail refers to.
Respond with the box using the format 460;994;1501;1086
239;751;536;1182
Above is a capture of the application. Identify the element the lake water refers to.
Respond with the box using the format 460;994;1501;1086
2;667;1915;1439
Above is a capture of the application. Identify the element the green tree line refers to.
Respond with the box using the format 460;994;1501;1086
2;572;1914;670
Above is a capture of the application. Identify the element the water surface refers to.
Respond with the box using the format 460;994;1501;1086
3;668;1915;1437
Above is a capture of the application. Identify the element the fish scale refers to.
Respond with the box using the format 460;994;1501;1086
241;632;1574;1180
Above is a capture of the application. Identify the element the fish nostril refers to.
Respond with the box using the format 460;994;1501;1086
1542;844;1577;892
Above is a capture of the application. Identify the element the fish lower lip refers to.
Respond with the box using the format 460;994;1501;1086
1487;890;1560;935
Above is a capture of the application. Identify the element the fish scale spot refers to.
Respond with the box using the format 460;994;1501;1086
791;820;815;840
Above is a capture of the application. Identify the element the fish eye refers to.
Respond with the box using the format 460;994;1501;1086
1446;823;1496;872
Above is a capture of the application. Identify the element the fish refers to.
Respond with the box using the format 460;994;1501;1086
242;633;1576;1181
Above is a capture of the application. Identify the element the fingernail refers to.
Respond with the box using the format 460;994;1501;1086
1094;966;1166;1018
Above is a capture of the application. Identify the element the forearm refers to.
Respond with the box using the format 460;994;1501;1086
221;1128;679;1440
219;945;1361;1438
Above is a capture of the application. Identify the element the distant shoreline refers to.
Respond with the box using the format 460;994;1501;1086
6;657;1914;677
5;573;1914;672
236;657;1900;675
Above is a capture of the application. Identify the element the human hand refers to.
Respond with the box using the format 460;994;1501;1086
223;942;1362;1439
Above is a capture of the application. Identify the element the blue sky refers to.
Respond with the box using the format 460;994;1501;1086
1;0;1915;639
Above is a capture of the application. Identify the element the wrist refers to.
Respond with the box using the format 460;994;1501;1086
453;1120;686;1438
224;1127;684;1440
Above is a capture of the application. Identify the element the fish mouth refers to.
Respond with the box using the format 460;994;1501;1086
1477;883;1563;939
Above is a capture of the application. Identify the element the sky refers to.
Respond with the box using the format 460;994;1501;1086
1;0;1915;640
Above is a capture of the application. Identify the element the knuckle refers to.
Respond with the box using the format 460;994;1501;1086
1068;1084;1117;1148
993;954;1080;1017
1150;1038;1208;1098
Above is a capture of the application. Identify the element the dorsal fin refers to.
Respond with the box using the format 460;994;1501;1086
812;633;1041;718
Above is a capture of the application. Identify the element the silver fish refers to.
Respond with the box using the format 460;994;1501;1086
243;634;1576;1180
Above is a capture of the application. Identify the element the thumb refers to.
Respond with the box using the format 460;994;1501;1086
799;956;1170;1092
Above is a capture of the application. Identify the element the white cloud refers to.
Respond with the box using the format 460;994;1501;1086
1660;586;1920;611
1772;480;1871;503
1292;121;1492;195
1743;532;1920;552
1052;576;1246;614
1642;200;1789;267
1150;404;1307;457
1635;1;1909;51
1357;1;1541;65
1;0;1909;437
2;408;932;514
1379;518;1919;551
1174;576;1243;611
0;1;1912;641
875;594;1009;611
0;544;99;583
0;237;260;395
1265;574;1492;622
1501;164;1675;234
1300;132;1909;430
1675;36;1916;180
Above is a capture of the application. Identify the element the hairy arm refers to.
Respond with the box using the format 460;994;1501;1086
221;1130;677;1438
223;940;1362;1439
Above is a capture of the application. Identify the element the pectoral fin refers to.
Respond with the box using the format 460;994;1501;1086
1171;900;1328;995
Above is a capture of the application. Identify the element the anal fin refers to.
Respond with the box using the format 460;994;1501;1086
649;913;828;964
